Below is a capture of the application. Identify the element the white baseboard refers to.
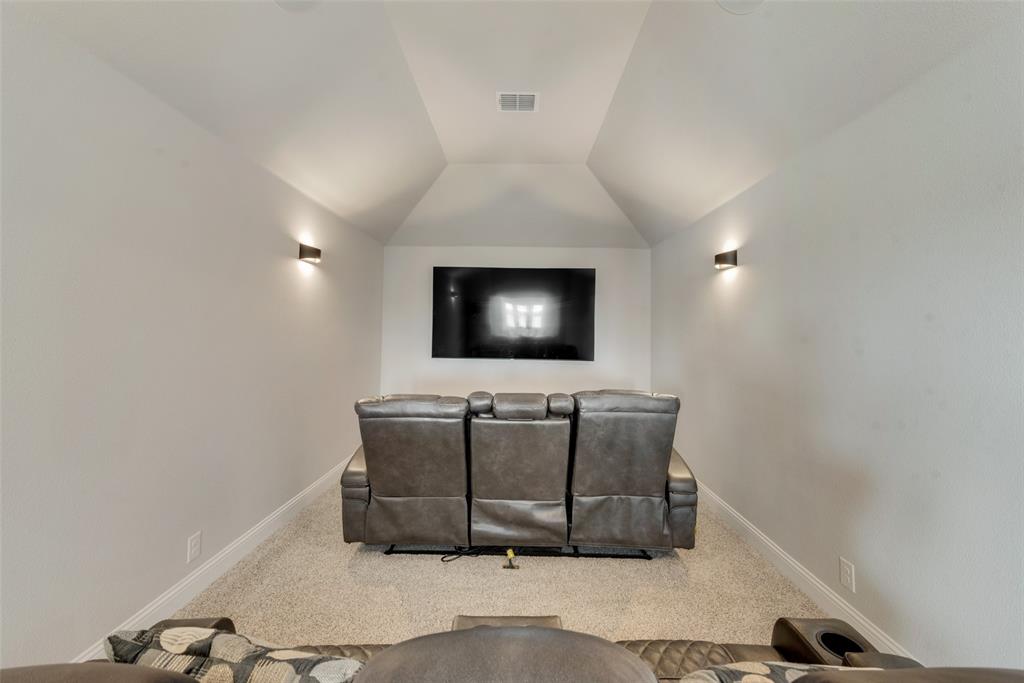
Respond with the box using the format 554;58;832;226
697;479;915;660
72;462;345;662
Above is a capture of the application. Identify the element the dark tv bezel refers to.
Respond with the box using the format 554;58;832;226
431;266;595;362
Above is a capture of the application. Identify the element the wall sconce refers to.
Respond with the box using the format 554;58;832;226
298;243;322;264
714;249;738;270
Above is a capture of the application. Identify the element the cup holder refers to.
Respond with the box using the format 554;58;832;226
816;631;865;658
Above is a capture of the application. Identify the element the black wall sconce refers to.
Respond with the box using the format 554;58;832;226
298;243;322;264
714;249;738;270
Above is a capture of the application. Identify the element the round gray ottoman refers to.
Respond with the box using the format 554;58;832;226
356;626;657;682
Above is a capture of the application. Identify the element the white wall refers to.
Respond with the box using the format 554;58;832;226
651;22;1023;668
389;164;647;248
1;10;382;666
381;247;650;396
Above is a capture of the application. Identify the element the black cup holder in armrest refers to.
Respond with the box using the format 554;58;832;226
772;618;877;666
817;631;865;659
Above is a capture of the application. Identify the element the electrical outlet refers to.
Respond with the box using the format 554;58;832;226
187;531;202;564
839;556;856;593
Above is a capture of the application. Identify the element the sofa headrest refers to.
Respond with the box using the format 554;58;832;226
547;393;574;417
573;390;680;415
355;394;468;419
467;391;494;416
493;393;549;420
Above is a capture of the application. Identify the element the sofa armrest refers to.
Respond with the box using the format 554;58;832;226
667;449;697;496
667;449;698;549
341;446;368;489
772;618;877;666
149;617;236;633
843;652;922;669
341;446;370;543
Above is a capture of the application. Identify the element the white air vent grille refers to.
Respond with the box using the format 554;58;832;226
497;92;537;112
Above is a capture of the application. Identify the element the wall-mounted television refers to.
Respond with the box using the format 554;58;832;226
432;267;595;361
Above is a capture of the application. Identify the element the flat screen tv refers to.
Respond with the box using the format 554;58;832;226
432;267;595;361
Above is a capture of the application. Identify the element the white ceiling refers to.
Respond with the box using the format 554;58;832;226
589;1;1013;244
23;1;1013;246
29;1;446;243
387;1;648;163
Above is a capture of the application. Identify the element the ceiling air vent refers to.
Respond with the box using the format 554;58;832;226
497;92;538;112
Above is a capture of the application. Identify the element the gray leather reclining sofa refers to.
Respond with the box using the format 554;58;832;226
468;391;574;547
341;389;698;550
343;393;470;546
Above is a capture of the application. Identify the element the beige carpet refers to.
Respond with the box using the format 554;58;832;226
175;490;823;646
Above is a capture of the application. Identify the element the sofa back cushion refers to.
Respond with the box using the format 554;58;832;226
571;390;680;496
468;392;572;546
355;395;468;497
471;415;570;502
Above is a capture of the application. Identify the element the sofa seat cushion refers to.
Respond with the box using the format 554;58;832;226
106;627;364;683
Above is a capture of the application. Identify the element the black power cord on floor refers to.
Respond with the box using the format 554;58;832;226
440;547;484;563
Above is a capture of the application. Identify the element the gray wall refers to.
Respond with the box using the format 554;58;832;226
651;23;1023;667
1;10;383;666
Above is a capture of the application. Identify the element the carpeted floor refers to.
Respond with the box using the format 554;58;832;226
174;490;823;646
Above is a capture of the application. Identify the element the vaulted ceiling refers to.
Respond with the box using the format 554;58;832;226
388;2;648;163
588;0;1012;244
26;1;1013;247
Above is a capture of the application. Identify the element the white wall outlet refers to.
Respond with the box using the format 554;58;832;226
839;556;856;593
187;531;202;564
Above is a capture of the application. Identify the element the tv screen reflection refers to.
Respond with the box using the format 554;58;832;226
432;267;595;361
